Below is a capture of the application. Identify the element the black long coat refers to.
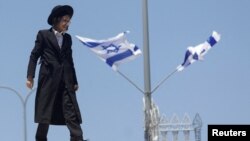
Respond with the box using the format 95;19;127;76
27;28;82;125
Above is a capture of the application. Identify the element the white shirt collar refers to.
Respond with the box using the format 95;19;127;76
52;28;65;36
52;28;64;48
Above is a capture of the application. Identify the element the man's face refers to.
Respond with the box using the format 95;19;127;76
55;15;71;32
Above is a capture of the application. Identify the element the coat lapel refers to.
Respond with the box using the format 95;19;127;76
60;34;70;53
48;28;61;53
60;36;66;52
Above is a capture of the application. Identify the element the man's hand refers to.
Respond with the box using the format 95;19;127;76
74;84;79;91
26;77;34;89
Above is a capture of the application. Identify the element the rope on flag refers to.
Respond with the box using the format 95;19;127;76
76;31;142;71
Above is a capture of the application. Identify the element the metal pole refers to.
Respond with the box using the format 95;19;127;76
151;69;178;94
142;0;152;141
0;86;36;141
117;70;144;94
24;88;36;141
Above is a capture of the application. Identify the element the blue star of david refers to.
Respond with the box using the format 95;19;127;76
102;44;121;54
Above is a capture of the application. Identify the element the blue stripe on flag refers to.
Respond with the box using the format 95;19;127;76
134;46;139;51
81;41;101;48
181;50;192;66
106;49;133;67
207;36;217;47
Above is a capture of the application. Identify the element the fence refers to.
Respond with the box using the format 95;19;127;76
149;101;202;141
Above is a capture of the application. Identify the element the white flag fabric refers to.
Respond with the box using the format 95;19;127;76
76;31;142;71
177;31;221;71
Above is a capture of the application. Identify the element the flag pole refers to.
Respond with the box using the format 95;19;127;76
151;69;178;94
142;0;152;141
117;70;144;94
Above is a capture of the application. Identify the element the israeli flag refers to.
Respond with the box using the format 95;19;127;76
76;31;142;71
177;31;221;71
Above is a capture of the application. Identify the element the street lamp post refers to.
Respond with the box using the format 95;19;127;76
0;86;36;141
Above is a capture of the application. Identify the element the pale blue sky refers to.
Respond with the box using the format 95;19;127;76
0;0;250;141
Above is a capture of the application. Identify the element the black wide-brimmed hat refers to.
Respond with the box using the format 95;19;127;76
47;5;73;25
